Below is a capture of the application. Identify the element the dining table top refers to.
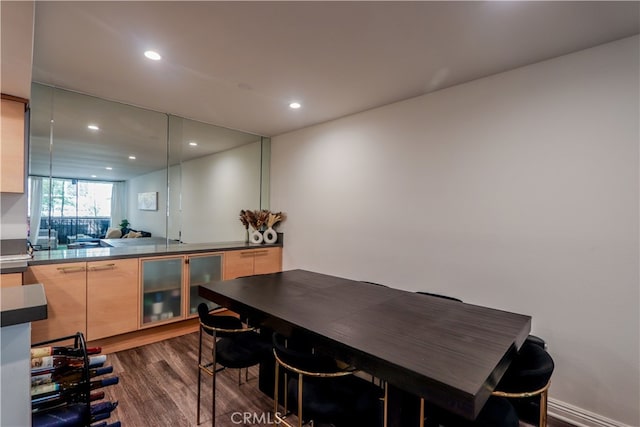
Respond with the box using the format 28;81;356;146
199;269;531;420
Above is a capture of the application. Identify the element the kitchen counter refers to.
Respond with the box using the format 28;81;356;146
1;283;48;426
0;283;48;327
29;239;283;266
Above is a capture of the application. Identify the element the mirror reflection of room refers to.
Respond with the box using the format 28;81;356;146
28;83;269;251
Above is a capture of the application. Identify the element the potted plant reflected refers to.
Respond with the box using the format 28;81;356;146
119;219;130;235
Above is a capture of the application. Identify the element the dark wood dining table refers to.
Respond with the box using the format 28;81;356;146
199;269;531;425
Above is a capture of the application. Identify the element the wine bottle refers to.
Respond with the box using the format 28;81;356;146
32;401;119;427
31;345;102;358
32;390;105;414
31;354;107;372
89;400;118;417
32;376;119;399
32;366;113;386
32;403;87;427
90;422;121;427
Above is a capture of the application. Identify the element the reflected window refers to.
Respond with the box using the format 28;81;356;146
28;177;115;249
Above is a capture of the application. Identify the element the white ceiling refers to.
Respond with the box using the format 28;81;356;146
30;1;639;138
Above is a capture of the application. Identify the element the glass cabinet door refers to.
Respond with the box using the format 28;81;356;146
188;253;223;316
141;257;183;326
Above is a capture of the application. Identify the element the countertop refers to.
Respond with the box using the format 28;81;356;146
0;283;48;327
28;240;282;266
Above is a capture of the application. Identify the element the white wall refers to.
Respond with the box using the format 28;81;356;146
271;36;639;426
180;141;262;243
126;169;167;238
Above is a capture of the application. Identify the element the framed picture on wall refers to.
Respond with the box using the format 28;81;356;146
138;192;158;211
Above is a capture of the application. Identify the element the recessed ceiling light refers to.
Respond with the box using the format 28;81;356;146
105;167;113;170
188;141;198;147
289;102;301;109
91;175;97;178
128;155;136;160
144;50;162;61
88;124;99;130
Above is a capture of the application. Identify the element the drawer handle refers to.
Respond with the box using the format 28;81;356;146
88;263;116;271
239;250;269;256
57;266;86;273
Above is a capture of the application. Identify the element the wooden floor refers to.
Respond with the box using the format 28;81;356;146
101;333;574;427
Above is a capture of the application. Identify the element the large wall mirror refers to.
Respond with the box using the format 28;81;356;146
29;83;269;251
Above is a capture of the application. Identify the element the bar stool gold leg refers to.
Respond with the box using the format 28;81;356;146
211;343;216;427
540;389;548;427
419;398;425;427
297;374;304;427
274;361;280;419
383;382;388;427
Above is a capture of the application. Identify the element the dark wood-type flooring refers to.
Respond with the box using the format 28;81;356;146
101;333;574;427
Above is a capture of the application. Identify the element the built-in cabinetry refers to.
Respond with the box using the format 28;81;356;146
0;95;26;193
25;259;139;343
187;253;223;314
224;247;282;279
24;246;281;346
24;262;87;343
0;273;23;287
140;256;183;327
87;259;139;340
140;252;223;328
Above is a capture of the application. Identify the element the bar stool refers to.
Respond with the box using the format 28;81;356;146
272;332;383;427
491;341;554;427
422;395;520;427
196;303;271;426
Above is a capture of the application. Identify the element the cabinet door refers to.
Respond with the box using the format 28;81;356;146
24;263;87;343
223;250;256;280
0;98;25;193
140;256;183;327
87;259;139;340
253;247;282;275
187;253;223;316
0;273;22;288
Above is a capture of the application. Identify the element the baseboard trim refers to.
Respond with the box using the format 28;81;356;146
548;398;634;427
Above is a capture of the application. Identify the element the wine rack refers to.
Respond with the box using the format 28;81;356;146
30;332;120;427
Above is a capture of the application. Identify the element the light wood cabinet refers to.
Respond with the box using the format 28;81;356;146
224;247;282;280
0;96;26;193
22;246;282;345
0;273;22;288
87;259;139;341
24;263;87;344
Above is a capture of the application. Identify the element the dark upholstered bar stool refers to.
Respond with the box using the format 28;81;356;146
423;395;520;427
272;332;383;427
196;303;271;426
491;341;555;427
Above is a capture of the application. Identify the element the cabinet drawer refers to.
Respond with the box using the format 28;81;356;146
24;263;87;344
223;250;256;280
223;247;282;279
253;247;282;275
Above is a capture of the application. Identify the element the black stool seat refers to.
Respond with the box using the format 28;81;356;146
492;341;555;426
216;332;272;369
287;374;381;425
496;342;554;392
425;396;519;427
272;332;383;427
